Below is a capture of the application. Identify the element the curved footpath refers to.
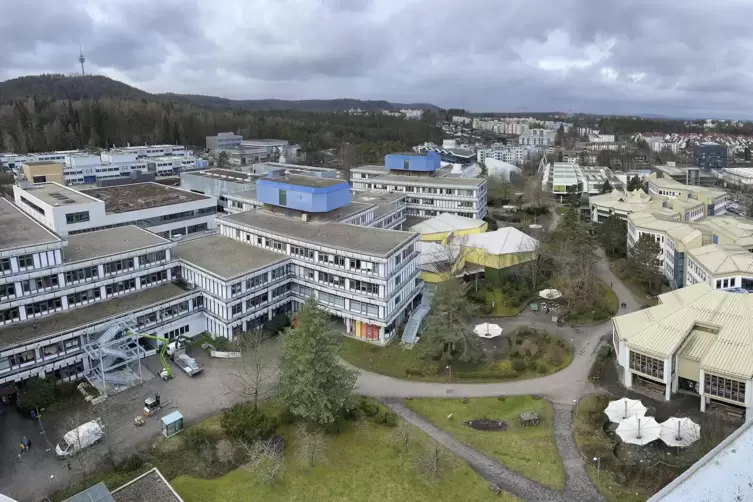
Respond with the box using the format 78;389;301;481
356;253;640;502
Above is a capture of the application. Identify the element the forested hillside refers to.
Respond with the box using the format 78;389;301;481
0;75;443;163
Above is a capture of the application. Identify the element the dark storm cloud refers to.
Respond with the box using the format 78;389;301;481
3;0;753;117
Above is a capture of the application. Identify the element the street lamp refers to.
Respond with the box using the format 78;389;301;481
446;365;452;381
593;457;601;479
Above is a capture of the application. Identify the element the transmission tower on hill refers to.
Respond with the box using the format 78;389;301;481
78;47;86;77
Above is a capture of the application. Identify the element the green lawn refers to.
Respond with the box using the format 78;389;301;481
404;397;565;490
609;260;659;307
483;289;524;316
171;419;517;502
341;333;572;383
555;207;571;216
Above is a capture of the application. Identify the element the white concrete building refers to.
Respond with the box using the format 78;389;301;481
13;182;217;238
684;244;753;290
477;146;533;165
613;284;753;418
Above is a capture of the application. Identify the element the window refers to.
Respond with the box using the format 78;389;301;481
66;266;98;283
246;293;267;309
350;280;379;295
705;373;745;403
231;283;242;296
0;283;15;299
18;255;34;269
247;273;269;289
104;258;135;275
0;307;20;324
394;294;401;306
231;303;243;316
279;189;287;206
0;258;10;273
106;279;136;296
394;274;401;288
25;297;62;316
140;270;167;287
629;351;664;380
65;211;90;224
67;289;101;306
403;160;409;169
271;283;291;299
11;350;35;366
140;250;167;265
22;274;59;293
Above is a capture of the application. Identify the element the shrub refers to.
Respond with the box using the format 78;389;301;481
377;411;398;427
220;404;277;442
357;397;380;417
117;453;145;473
17;377;56;414
546;345;565;367
278;407;297;425
457;371;512;380
323;417;349;434
182;428;211;452
495;360;518;378
511;359;526;372
405;367;425;377
537;362;549;374
264;313;291;336
526;360;538;371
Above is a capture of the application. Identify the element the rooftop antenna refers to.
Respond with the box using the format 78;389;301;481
78;47;86;77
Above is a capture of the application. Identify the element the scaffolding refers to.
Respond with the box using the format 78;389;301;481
84;316;145;396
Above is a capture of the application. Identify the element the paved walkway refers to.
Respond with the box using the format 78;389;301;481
356;252;641;502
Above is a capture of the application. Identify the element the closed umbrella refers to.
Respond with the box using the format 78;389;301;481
473;323;503;338
659;417;701;448
604;398;648;423
539;289;562;300
616;416;661;446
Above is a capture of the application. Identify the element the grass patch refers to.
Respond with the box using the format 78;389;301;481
404;396;564;490
341;329;572;383
566;279;618;325
555;207;571;216
609;259;659;307
171;417;515;502
483;289;524;317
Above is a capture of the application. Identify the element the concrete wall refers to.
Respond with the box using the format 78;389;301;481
22;163;65;184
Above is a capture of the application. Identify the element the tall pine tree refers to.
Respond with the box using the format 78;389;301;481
278;298;357;425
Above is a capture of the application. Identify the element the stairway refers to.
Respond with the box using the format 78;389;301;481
401;285;435;346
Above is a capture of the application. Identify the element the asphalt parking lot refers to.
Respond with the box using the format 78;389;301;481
0;340;280;501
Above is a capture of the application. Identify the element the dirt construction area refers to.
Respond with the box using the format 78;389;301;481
0;340;280;502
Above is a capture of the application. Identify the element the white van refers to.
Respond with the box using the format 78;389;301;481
55;418;105;458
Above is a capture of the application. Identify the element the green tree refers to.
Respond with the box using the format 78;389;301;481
597;215;627;258
628;234;662;293
627;175;643;192
478;161;488;178
220;403;277;443
600;180;613;194
278;298;357;425
597;150;612;167
17;377;56;414
217;150;229;168
745;147;751;161
420;280;482;364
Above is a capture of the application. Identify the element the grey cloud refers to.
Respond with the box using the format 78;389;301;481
3;0;753;117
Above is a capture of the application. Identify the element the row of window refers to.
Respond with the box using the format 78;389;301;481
629;351;664;380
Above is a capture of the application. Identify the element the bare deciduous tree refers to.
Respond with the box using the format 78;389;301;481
414;441;455;484
227;329;278;409
215;438;235;464
294;423;328;469
387;420;414;454
242;438;284;486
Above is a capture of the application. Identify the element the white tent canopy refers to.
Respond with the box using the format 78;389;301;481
616;416;662;446
659;417;701;448
473;323;503;339
539;289;562;300
604;397;648;423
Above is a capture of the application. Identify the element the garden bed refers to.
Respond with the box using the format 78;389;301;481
466;419;508;431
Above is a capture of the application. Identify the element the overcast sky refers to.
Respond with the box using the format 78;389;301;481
2;0;752;117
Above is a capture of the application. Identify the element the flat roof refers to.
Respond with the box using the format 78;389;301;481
21;183;98;206
81;183;211;213
112;468;183;502
221;210;416;257
351;164;390;174
23;160;63;167
261;175;345;189
224;188;258;202
613;284;753;379
173;235;287;279
63;226;170;263
369;173;485;188
351;191;405;205
0;198;61;252
184;169;258;183
0;283;192;350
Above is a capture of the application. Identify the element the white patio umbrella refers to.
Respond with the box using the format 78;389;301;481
616;416;662;446
539;289;562;300
604;397;648;423
473;323;503;338
659;417;701;448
